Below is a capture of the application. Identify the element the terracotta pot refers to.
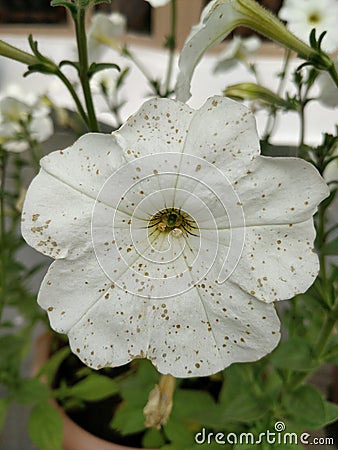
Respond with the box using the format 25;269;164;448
33;333;155;450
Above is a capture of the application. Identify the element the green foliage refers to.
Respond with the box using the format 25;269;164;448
15;378;49;405
0;397;10;431
142;428;166;448
55;373;119;402
270;338;318;371
110;360;159;435
284;385;338;429
28;402;63;450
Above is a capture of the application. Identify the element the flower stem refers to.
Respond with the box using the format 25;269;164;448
163;0;177;97
327;59;338;89
75;7;99;132
263;49;291;142
55;69;89;128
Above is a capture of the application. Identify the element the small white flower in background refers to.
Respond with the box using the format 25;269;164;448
0;92;53;152
278;0;338;53
214;35;261;73
88;12;126;61
175;0;315;102
22;96;328;377
317;58;338;108
145;0;170;6
91;69;117;102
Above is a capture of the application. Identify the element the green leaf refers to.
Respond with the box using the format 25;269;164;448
59;60;80;72
110;401;146;435
37;346;71;386
0;334;26;374
50;0;77;15
87;62;120;79
15;378;49;405
323;400;338;425
28;402;63;450
284;385;333;429
217;364;270;423
0;398;10;431
119;360;159;405
270;338;318;371
57;374;118;401
110;360;159;436
321;237;338;255
142;428;166;448
164;418;195;447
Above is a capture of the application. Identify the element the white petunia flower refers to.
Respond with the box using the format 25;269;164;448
21;96;329;377
0;96;53;153
87;12;126;61
279;0;338;53
214;35;261;73
90;69;117;104
145;0;171;6
175;0;319;102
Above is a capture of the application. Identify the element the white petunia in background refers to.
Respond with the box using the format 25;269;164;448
87;12;126;61
0;88;53;153
214;35;261;73
278;0;338;53
21;96;329;378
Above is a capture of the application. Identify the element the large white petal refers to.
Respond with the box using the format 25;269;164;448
230;219;319;303
21;170;93;259
22;133;125;259
114;97;194;159
38;250;110;333
39;133;125;199
67;280;280;377
182;96;260;181
236;156;329;226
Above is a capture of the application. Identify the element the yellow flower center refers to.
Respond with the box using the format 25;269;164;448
148;208;198;236
308;11;321;24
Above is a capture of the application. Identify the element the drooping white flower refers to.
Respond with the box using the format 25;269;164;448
214;35;261;73
145;0;170;6
21;96;328;377
91;68;115;95
87;12;126;61
175;0;318;102
279;0;338;53
0;95;53;152
317;58;338;108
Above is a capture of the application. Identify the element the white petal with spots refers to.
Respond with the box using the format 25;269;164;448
22;95;329;377
67;280;280;377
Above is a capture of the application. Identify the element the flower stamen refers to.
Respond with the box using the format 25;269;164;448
148;208;198;237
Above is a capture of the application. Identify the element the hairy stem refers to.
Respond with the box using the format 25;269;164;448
163;0;177;97
75;7;99;132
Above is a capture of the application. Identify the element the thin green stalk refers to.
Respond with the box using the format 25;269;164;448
122;46;156;89
263;49;291;142
328;60;338;89
163;0;177;97
0;149;8;323
55;69;89;128
297;81;312;153
75;7;99;132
